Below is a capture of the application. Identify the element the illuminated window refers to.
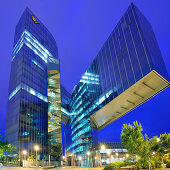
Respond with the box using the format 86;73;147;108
8;83;47;102
12;30;54;63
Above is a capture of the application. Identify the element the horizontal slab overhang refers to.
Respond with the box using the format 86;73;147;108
91;70;170;130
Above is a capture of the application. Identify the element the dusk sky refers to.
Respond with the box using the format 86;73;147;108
0;0;170;141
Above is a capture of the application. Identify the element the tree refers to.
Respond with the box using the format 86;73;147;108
0;133;3;159
150;133;170;169
121;121;152;169
3;142;17;164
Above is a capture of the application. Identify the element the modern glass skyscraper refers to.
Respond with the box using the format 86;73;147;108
5;7;61;160
65;3;169;166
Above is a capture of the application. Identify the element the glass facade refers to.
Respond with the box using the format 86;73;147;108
65;3;169;166
5;7;60;160
48;69;62;161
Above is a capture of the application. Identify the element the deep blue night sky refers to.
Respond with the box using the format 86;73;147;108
0;0;170;141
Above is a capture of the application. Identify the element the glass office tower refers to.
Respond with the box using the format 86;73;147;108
5;7;60;160
66;3;169;166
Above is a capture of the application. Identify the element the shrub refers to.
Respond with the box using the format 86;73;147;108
104;162;134;170
28;155;36;161
136;158;149;169
166;162;170;168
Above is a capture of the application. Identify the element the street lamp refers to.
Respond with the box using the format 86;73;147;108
78;156;82;167
115;153;119;160
126;154;129;158
107;151;111;164
111;155;113;163
136;155;140;160
101;145;105;165
34;145;39;166
87;151;91;167
101;145;105;150
22;150;27;167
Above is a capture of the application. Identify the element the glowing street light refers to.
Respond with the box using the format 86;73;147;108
101;145;105;150
34;145;39;151
78;156;82;167
34;145;39;166
115;153;118;156
22;150;27;155
101;145;106;165
126;154;129;158
136;155;140;159
87;151;91;156
87;151;91;167
22;150;27;161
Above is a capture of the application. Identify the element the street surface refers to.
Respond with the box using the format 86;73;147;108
0;167;104;170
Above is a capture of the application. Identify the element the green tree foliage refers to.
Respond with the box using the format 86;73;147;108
121;121;169;169
121;121;150;158
121;121;152;169
150;133;170;169
1;141;17;163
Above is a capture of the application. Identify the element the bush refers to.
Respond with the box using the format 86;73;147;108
153;158;162;169
136;158;149;169
28;155;36;161
104;162;134;170
166;162;170;168
136;157;162;169
155;161;162;168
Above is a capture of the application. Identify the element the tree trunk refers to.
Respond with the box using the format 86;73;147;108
148;157;152;170
162;157;165;170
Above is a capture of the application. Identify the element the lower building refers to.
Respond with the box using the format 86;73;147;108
93;142;128;166
65;142;127;167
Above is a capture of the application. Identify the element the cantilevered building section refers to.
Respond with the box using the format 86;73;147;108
5;7;60;160
90;3;169;130
66;3;169;165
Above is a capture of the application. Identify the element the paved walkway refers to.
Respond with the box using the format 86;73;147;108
0;167;103;170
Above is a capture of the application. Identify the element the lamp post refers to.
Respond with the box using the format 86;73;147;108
22;150;27;160
94;156;97;167
126;154;129;158
78;156;82;167
115;153;119;161
22;150;27;167
111;155;113;163
101;145;105;165
87;151;90;167
34;145;39;166
107;151;111;164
